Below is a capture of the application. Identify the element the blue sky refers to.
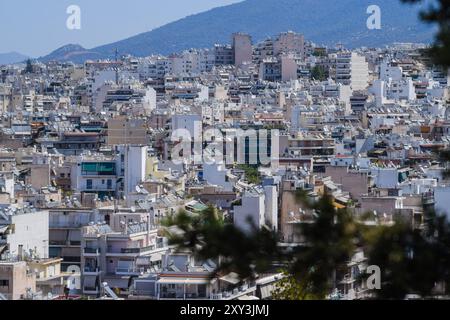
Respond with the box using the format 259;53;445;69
0;0;241;57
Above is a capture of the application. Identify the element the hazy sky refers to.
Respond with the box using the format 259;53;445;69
0;0;242;57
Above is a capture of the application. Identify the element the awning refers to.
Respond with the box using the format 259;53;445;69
150;253;162;262
158;278;210;285
259;284;276;299
238;295;260;301
136;257;150;265
219;272;240;285
333;202;346;209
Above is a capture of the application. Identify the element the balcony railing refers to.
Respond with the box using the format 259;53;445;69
115;267;141;274
50;240;81;247
210;283;256;300
84;248;101;254
84;266;100;273
109;244;165;255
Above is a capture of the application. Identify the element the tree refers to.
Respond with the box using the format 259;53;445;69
25;59;33;74
286;194;358;298
402;0;450;68
272;270;322;300
310;65;328;81
164;194;358;299
237;164;262;185
163;2;450;300
400;1;450;176
163;206;281;280
363;206;450;299
439;149;450;178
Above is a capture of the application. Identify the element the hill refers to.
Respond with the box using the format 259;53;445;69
41;0;434;63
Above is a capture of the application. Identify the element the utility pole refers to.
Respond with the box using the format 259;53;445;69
115;49;119;85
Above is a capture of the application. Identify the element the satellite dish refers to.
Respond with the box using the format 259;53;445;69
131;206;136;213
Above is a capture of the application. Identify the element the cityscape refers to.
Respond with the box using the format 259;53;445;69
1;0;450;305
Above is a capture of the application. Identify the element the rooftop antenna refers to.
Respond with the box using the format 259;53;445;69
115;49;119;85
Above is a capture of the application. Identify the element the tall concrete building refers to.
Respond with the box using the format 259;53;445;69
124;145;148;196
232;33;253;67
336;52;369;91
274;31;305;58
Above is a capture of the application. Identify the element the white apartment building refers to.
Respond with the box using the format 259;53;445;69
0;207;49;260
71;154;121;198
336;52;369;91
171;114;203;141
124;145;148;196
233;187;267;234
81;221;168;296
380;60;403;82
202;163;234;192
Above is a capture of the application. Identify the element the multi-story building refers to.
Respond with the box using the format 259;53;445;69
232;33;253;67
335;52;369;91
0;207;49;260
273;31;305;58
48;207;104;272
81;220;168;296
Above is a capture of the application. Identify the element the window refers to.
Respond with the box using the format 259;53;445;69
0;280;9;287
86;179;93;190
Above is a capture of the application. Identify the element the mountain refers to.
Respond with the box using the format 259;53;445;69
40;44;103;63
0;51;29;65
41;0;435;63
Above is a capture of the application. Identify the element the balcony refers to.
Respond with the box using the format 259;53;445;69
209;284;256;300
107;244;166;257
83;287;99;295
115;266;142;276
49;240;81;247
83;248;101;256
83;266;100;275
50;223;83;229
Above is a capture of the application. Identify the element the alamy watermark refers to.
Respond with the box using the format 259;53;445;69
367;5;382;30
170;126;280;166
66;5;81;30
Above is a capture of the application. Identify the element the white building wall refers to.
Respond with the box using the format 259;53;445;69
143;87;157;114
172;114;202;141
380;61;403;82
264;185;278;231
125;146;148;196
370;167;398;188
234;193;265;234
0;173;14;199
203;164;233;192
6;210;49;259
